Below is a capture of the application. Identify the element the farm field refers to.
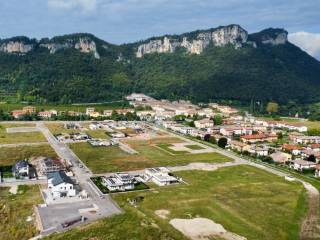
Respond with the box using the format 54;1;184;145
0;185;43;240
0;123;46;144
70;138;231;173
46;165;307;240
0;145;57;166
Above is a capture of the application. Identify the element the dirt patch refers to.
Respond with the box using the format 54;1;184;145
170;218;246;240
299;182;320;239
9;185;18;194
155;209;170;219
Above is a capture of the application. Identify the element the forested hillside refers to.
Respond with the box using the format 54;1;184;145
0;26;319;104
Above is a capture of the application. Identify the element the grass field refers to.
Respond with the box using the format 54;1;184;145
0;185;43;240
0;124;46;144
46;165;307;240
0;101;129;113
0;145;57;166
185;144;205;150
70;139;231;173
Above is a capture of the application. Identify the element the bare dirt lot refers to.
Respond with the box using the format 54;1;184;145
170;218;247;240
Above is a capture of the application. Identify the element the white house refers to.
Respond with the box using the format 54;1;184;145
47;171;76;198
102;173;135;191
248;145;269;156
86;107;95;115
290;160;317;171
194;118;214;129
145;167;180;186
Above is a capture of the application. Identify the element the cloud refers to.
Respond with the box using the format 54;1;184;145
48;0;96;12
289;32;320;60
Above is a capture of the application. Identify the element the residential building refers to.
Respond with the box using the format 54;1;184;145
23;106;36;114
38;111;52;119
290;160;317;171
47;171;76;198
38;157;66;175
102;173;135;192
145;167;180;186
270;152;292;164
86;107;95;115
12;160;29;178
293;136;320;144
248;145;269;156
240;133;277;144
103;110;113;117
229;140;250;152
282;144;302;155
11;110;25;119
194;118;214;129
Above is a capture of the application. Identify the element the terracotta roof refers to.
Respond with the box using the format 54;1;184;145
283;144;302;151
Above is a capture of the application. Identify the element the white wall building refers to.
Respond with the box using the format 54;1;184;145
47;171;76;198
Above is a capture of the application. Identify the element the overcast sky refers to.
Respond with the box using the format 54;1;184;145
0;0;319;59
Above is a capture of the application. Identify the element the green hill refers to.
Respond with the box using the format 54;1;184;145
0;25;319;104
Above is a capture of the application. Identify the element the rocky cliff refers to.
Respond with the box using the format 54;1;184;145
40;36;100;59
0;40;34;54
0;35;100;58
136;25;288;57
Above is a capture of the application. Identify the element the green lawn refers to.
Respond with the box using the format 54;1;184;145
0;185;43;240
184;144;205;150
0;124;46;144
45;165;307;240
70;140;231;173
0;145;57;166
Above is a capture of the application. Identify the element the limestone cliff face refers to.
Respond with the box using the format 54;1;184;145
75;38;100;59
40;37;100;59
39;43;71;54
0;41;34;54
136;25;248;57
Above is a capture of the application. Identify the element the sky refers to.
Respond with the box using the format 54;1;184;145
0;0;320;59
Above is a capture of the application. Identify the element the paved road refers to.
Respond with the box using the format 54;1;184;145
35;122;122;236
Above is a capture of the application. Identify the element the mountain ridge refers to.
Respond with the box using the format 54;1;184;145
0;25;319;105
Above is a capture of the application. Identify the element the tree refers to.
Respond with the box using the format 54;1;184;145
209;136;216;144
266;102;279;114
307;154;316;162
213;115;223;125
218;137;228;148
204;134;211;142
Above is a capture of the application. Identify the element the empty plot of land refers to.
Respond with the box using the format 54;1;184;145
47;165;308;240
0;145;57;166
6;127;40;133
0;185;43;240
70;140;231;173
0;124;46;144
170;218;246;240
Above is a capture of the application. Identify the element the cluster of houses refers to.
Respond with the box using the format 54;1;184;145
125;94;320;178
10;157;79;198
99;167;181;192
161;112;320;176
55;133;91;143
